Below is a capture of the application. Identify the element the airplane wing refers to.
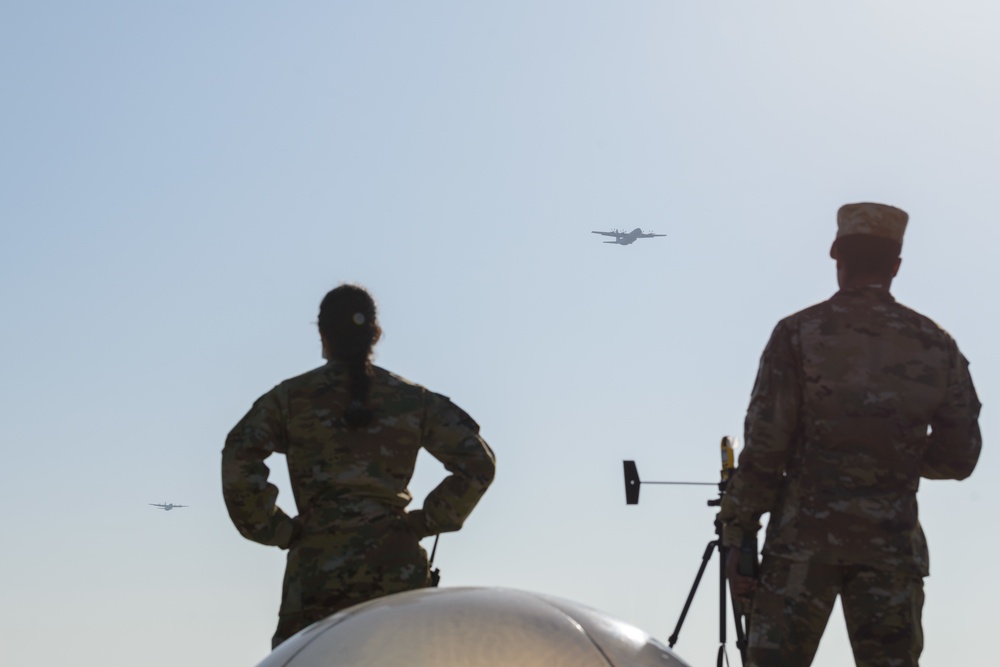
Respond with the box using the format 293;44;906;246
637;232;667;238
591;230;623;237
175;505;188;508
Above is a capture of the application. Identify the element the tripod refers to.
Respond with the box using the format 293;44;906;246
667;477;750;667
622;437;754;665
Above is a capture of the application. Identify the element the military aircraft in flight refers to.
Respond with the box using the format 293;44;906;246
149;502;188;511
591;228;667;245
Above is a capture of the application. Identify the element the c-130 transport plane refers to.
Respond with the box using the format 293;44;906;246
592;228;667;245
149;502;188;511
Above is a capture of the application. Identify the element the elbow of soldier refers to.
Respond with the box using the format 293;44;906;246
468;457;496;491
425;513;463;536
953;460;978;480
923;459;977;481
482;463;497;488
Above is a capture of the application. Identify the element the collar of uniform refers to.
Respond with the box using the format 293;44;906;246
833;286;896;302
322;360;348;375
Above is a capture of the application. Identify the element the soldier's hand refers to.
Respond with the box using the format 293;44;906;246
725;547;757;607
405;509;431;539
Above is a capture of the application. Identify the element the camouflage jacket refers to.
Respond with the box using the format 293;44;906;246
222;362;496;550
719;287;981;575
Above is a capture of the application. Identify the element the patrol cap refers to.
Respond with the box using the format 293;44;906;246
830;202;908;258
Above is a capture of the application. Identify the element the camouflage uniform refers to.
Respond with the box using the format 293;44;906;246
719;204;981;667
222;362;496;648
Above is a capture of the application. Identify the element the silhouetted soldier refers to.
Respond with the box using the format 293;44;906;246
721;203;981;667
223;284;496;648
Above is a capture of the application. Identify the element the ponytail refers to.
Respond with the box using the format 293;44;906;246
318;285;380;428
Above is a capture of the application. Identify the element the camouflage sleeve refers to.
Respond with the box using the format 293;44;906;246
408;392;496;538
921;347;982;480
719;321;801;548
221;388;297;549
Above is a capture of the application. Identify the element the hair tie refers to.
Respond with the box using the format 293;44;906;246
353;313;366;325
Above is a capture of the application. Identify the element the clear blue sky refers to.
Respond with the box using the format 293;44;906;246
2;2;997;666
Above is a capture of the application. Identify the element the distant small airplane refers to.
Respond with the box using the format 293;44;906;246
591;228;667;245
149;503;188;511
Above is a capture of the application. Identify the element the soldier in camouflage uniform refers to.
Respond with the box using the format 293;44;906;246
720;203;981;667
222;284;496;648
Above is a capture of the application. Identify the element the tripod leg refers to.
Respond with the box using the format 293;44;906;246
669;540;717;649
718;542;727;667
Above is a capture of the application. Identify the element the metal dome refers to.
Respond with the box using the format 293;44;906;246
255;587;691;667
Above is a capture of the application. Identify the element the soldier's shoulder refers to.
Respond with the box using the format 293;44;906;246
771;299;833;335
890;299;952;334
888;300;962;355
430;393;481;432
397;378;481;432
372;365;428;393
274;364;332;392
783;297;837;323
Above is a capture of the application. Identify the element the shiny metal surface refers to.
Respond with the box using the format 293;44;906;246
256;587;691;667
